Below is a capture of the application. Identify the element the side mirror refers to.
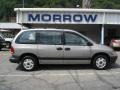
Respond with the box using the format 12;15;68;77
87;42;93;46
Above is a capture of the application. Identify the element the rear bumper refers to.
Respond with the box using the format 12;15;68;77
9;55;20;63
0;43;6;48
0;45;5;48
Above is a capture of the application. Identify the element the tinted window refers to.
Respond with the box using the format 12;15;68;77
16;31;36;44
65;32;87;45
38;31;62;45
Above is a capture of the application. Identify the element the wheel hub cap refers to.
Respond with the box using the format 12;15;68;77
23;59;34;70
96;57;107;69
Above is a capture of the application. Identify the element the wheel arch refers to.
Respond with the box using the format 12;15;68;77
91;52;110;64
19;53;39;62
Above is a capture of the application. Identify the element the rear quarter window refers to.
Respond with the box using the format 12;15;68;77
15;31;36;44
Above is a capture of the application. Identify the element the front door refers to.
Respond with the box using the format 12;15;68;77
63;32;91;64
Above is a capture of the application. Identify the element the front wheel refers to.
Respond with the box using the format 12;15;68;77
21;56;39;71
92;55;110;70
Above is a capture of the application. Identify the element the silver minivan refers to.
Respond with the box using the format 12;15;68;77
10;29;117;71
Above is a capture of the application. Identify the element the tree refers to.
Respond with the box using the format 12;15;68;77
0;0;17;21
0;0;120;22
82;0;91;8
91;0;120;9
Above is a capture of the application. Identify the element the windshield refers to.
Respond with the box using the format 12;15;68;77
0;34;4;38
0;33;5;40
0;35;5;41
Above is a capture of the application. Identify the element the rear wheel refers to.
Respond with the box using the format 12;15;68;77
92;55;110;70
21;56;39;71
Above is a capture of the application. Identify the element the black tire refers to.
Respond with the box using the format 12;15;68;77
92;55;110;70
20;56;39;71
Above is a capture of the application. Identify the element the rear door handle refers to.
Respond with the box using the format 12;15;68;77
56;47;63;50
65;48;70;51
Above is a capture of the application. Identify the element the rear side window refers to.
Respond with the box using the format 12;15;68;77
37;31;62;45
16;31;36;44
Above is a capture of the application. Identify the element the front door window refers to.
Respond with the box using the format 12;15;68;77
65;32;88;46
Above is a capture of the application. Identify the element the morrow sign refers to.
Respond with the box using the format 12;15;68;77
15;8;120;24
28;13;98;23
17;12;103;24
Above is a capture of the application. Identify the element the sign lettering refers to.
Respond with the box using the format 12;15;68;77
28;13;98;23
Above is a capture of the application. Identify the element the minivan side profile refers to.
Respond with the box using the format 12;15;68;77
9;29;117;71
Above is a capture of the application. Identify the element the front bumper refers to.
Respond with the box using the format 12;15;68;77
9;55;20;63
110;56;117;64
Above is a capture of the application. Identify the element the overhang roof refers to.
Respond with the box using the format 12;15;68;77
14;8;120;13
0;23;27;29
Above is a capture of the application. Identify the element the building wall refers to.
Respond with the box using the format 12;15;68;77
14;8;120;45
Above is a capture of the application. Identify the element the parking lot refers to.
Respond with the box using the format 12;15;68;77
0;49;120;90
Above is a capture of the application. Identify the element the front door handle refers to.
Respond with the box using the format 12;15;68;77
56;47;63;50
65;48;70;51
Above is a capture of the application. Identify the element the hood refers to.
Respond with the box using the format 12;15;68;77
93;44;114;52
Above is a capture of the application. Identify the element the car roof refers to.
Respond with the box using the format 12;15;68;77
22;28;77;33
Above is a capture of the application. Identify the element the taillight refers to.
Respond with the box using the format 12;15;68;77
10;46;14;54
111;39;118;43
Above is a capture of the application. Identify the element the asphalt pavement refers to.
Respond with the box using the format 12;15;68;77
0;49;120;90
